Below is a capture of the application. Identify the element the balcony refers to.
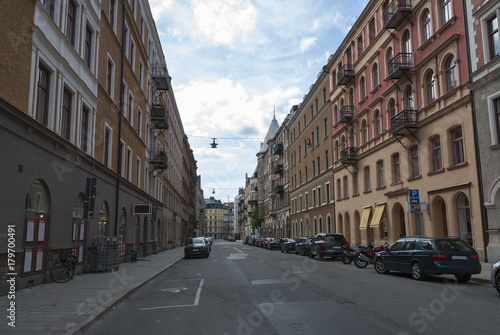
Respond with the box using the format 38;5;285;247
248;200;258;205
152;64;171;91
273;164;283;175
272;143;283;155
383;0;412;29
390;110;418;135
337;64;355;85
388;53;413;80
150;148;168;170
273;185;284;194
151;104;169;129
269;209;277;217
340;147;358;165
339;105;355;123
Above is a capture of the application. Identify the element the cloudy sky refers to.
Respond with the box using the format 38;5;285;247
149;0;367;201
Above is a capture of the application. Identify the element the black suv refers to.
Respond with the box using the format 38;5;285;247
309;233;349;260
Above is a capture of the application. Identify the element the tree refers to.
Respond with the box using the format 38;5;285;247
251;204;261;230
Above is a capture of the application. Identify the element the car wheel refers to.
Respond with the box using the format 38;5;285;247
455;274;471;282
374;258;389;274
495;274;500;295
411;262;427;281
308;250;313;258
281;248;284;253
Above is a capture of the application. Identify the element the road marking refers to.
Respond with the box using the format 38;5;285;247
251;279;282;285
140;279;204;311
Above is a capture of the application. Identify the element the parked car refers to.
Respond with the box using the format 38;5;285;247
309;233;349;260
243;236;250;245
254;237;262;247
492;260;500;294
267;238;281;250
295;237;313;256
184;237;210;259
248;237;256;246
374;236;481;282
281;238;297;253
262;237;273;249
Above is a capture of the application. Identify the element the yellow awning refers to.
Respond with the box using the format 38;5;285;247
370;204;386;228
359;207;372;230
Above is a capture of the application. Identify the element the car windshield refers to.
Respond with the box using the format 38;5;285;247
192;238;205;244
435;239;473;252
325;235;346;243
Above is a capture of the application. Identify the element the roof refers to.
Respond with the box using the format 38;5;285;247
257;115;279;154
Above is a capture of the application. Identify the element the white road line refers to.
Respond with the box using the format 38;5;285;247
140;279;204;311
193;278;204;306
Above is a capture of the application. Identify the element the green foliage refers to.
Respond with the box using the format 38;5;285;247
251;204;261;229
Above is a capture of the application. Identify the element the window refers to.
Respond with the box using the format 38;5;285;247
312;161;316;177
375;110;381;136
66;0;77;46
441;0;452;25
427;71;436;103
137;107;143;138
62;87;73;141
377;160;385;188
372;63;379;88
360;76;366;99
36;63;50;126
357;35;363;57
110;0;117;30
42;0;55;19
130;38;135;68
325;150;329;169
406;86;414;110
128;91;134;124
121;81;127;114
81;105;89;152
316;126;320;144
106;57;114;96
337;179;342;199
411;146;420;177
318;186;322;205
369;18;376;42
326;183;330;203
403;30;411;53
393;153;401;183
124;25;129;56
494;98;500;144
315;99;318;113
432;136;442;171
323;88;327;103
324;118;328;137
84;24;93;68
127;147;132;181
305;193;309;209
361;120;368;144
334;105;338;123
488;16;500;59
389;98;396;119
104;126;112;167
139;59;144;88
317;157;320;174
353;172;359;195
343;176;349;198
445;56;456;92
422;9;432;42
451;127;464;165
364;166;371;192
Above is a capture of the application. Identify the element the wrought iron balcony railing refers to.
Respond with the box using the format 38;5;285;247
390;110;418;134
337;64;355;85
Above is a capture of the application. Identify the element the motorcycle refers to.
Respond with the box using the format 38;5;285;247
341;245;355;264
353;243;387;268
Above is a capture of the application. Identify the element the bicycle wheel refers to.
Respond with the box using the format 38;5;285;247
51;262;74;283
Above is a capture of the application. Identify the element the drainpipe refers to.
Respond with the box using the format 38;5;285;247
114;0;126;237
462;0;488;261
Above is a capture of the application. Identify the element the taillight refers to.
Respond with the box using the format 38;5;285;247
344;242;350;246
430;254;448;261
470;255;479;261
321;242;329;246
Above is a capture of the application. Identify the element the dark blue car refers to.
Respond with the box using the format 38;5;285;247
374;236;481;282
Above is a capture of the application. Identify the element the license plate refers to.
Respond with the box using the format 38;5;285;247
193;249;199;252
451;256;467;260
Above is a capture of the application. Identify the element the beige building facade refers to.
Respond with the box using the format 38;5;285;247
327;0;485;255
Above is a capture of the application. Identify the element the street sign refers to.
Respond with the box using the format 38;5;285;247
409;189;421;214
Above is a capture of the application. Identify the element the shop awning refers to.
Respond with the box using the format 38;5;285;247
359;207;372;230
370;204;386;228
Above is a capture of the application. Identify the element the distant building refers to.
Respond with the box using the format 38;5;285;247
204;197;230;239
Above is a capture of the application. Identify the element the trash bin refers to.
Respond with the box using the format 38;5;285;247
130;249;138;262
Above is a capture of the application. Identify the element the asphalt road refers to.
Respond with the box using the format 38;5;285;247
83;241;499;335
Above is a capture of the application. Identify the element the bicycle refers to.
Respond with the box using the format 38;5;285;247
51;251;78;283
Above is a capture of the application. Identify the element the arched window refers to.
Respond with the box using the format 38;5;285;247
386;47;394;76
334;104;338;123
374;110;381;136
422;9;432;41
372;63;379;87
99;201;110;236
360;76;366;99
341;135;346;150
427;70;436;103
445;55;456;92
361;119;368;144
349;88;354;106
406;86;414;110
349;128;355;147
402;30;411;53
335;140;339;160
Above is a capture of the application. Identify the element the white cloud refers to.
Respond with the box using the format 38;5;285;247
149;0;175;20
191;0;258;46
300;37;317;52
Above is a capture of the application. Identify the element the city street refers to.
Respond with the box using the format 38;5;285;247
84;241;499;335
